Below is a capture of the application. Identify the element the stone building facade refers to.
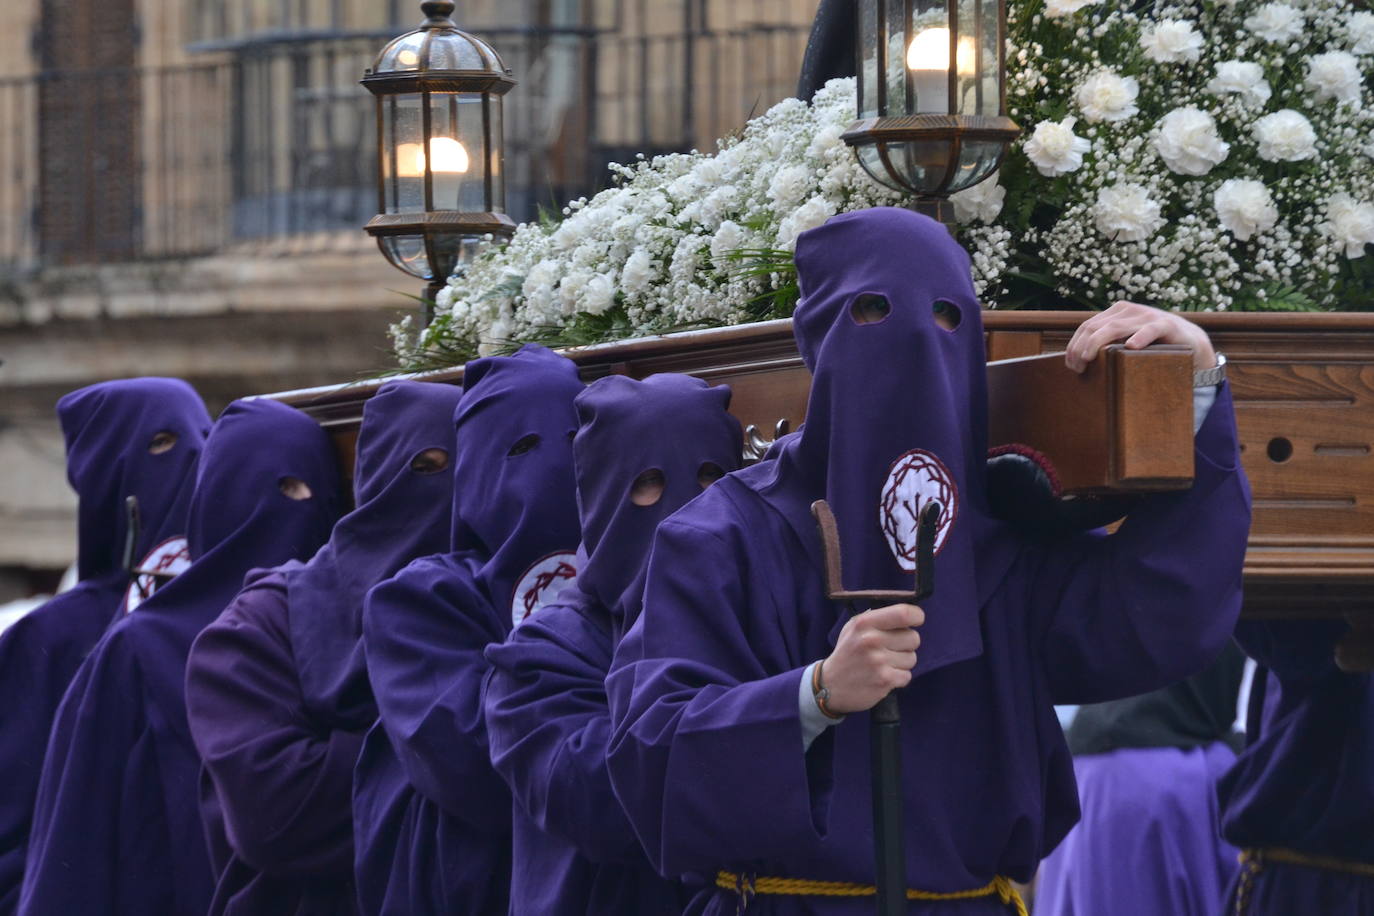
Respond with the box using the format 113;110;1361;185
0;0;815;596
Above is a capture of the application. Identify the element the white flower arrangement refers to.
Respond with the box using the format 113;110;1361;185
956;0;1374;312
398;0;1374;367
400;79;903;362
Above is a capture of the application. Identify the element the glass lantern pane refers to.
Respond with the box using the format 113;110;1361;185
859;0;880;118
884;3;907;116
427;91;488;212
488;97;505;213
954;0;997;115
377;31;426;72
380;234;431;280
950;140;1005;192
432;233;492;280
426;33;499;71
383;94;426;215
859;139;958;194
908;0;953;114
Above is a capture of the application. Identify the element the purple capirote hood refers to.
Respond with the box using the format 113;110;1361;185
56;377;211;584
571;373;742;639
452;344;585;628
750;206;1014;676
285;379;464;724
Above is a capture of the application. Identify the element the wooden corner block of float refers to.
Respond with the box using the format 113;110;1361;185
986;344;1194;494
1108;345;1195;488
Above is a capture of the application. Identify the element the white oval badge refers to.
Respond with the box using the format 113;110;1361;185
511;551;579;627
880;449;958;571
124;536;191;612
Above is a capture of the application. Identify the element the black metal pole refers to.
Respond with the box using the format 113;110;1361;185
871;690;906;916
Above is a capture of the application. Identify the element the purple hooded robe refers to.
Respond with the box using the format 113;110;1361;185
0;377;209;914
484;373;744;915
605;207;1252;915
1034;645;1246;916
18;399;341;916
353;345;584;915
1216;620;1374;913
184;380;463;915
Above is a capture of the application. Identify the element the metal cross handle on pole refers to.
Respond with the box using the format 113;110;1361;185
811;497;942;916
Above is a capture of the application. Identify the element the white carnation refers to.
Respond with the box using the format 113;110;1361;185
1245;4;1304;44
1213;179;1278;241
1024;116;1092;177
1252;109;1319;162
582;273;617;315
1349;11;1374;55
709;220;746;263
1154;107;1230;176
1305;51;1363;107
1206;61;1272;109
1044;0;1099;18
1325;194;1374;258
1094;183;1165;242
1075;70;1140;123
768;164;812;211
620;248;656;295
951;179;1006;224
777;195;838;248
1140;20;1203;64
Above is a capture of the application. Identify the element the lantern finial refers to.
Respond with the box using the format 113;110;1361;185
420;1;456;28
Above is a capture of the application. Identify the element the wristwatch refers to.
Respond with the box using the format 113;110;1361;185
1194;352;1226;388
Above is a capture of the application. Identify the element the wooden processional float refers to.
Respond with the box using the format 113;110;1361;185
264;310;1374;668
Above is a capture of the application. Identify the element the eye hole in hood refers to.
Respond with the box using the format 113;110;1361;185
148;431;179;455
933;299;962;331
630;469;666;506
409;447;450;475
850;293;892;326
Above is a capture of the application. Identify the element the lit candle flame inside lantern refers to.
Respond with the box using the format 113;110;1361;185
397;137;471;177
904;27;979;113
906;28;977;76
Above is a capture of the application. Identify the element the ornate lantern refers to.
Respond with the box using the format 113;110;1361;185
363;0;516;307
843;0;1021;219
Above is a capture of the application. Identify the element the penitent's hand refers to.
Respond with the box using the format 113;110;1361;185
821;603;924;715
1065;300;1218;373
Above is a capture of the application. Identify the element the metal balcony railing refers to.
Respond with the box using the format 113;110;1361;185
0;23;808;275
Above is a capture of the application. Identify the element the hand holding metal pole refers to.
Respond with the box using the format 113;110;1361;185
811;498;941;916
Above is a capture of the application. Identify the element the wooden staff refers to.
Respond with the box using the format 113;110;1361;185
812;498;942;916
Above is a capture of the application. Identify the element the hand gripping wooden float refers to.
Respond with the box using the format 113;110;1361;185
264;310;1374;669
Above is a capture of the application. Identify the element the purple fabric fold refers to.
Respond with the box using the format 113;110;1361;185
0;377;209;914
1217;619;1374;912
19;399;340;916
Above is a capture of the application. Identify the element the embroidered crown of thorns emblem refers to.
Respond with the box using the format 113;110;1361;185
880;449;957;571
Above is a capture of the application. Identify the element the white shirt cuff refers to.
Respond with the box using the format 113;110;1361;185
799;661;842;751
1194;384;1218;435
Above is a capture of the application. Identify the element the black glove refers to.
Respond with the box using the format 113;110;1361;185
986;446;1139;537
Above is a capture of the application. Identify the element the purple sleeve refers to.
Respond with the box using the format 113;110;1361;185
606;518;820;878
363;560;511;831
1037;382;1252;704
184;586;362;876
19;640;137;916
484;602;642;865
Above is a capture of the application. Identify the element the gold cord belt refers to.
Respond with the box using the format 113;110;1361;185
716;870;1027;915
1234;848;1374;915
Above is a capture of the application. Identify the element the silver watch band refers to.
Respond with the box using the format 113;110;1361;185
1194;353;1226;388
